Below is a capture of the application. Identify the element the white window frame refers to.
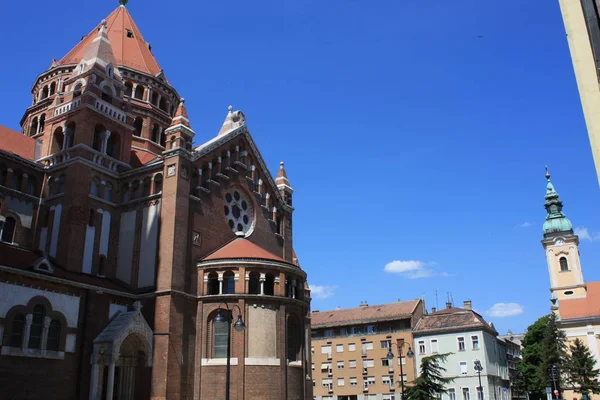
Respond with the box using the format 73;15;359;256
418;340;426;355
321;345;332;354
336;344;344;353
448;388;457;400
337;377;345;387
462;387;471;400
430;338;439;354
349;360;357;368
348;343;356;352
471;335;480;350
457;336;466;352
459;361;468;375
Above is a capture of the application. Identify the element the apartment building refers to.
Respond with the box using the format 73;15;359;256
311;299;425;400
498;332;524;400
413;301;510;400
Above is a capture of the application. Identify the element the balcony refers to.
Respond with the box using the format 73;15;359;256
94;98;127;123
54;98;81;117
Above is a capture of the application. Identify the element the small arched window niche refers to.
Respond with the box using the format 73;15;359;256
559;257;569;272
3;297;68;359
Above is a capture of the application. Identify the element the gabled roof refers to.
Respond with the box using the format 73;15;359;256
414;306;497;335
59;5;162;76
202;238;289;264
311;300;421;327
558;281;600;320
0;124;36;160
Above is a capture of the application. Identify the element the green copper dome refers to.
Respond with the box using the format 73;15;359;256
543;169;572;236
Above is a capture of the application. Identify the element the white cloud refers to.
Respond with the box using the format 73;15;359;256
575;227;593;241
485;303;524;318
309;285;337;299
383;260;448;279
518;222;532;228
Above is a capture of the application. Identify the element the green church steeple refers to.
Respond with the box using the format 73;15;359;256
543;167;573;236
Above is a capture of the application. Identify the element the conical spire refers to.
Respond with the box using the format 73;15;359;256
217;105;246;136
275;161;290;187
543;166;573;236
169;98;191;128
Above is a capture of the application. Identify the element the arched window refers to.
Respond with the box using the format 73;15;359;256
106;133;119;158
10;314;25;347
98;255;106;276
28;305;45;349
93;125;104;152
57;175;66;194
0;165;6;186
90;178;100;197
38;114;46;134
106;64;114;78
207;272;219;295
560;257;569;272
285;278;293;298
142;178;151;197
27;177;37;196
124;82;133;97
104;183;113;201
41;86;49;99
46;320;61;351
133;117;143;137
131;180;140;199
12;170;23;191
248;272;260;294
29;117;38;136
151;124;160;143
212;310;230;358
121;183;130;202
151;92;159;106
134;85;145;100
52;127;64;153
88;209;96;227
64;122;75;149
49;82;56;96
264;273;275;296
1;217;16;243
101;85;113;104
223;271;235;294
153;174;163;194
159;97;167;112
73;83;82;98
287;315;302;362
296;280;304;301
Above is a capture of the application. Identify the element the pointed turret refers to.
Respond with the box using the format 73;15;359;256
543;167;573;237
276;161;293;207
217;105;246;136
76;18;121;78
164;99;195;150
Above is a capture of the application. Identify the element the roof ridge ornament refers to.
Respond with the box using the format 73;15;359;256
119;0;128;6
545;164;551;180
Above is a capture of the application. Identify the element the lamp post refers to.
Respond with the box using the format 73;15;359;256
549;365;559;400
387;341;415;400
213;303;245;400
474;360;484;400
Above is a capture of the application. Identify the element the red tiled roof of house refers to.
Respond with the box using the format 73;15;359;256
202;238;288;264
311;300;421;327
129;149;158;167
559;281;600;320
59;6;162;76
413;307;495;334
0;124;35;160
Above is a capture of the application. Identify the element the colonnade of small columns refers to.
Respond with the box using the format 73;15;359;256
0;167;38;196
120;174;163;202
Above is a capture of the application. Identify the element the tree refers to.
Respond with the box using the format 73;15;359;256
516;315;549;400
405;353;454;400
564;338;600;398
539;313;567;393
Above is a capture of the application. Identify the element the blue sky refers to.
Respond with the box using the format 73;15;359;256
2;0;600;334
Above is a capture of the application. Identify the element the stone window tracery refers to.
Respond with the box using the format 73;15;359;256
224;188;254;235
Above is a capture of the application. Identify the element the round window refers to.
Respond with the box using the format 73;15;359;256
224;189;254;235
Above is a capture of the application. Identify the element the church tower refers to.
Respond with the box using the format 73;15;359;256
541;169;586;301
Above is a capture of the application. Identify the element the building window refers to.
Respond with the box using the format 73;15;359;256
207;272;219;295
366;325;375;334
463;388;470;400
321;345;332;354
1;216;16;243
381;340;392;349
213;312;229;358
287;315;302;362
363;342;373;351
477;387;484;400
559;257;569;272
324;329;334;337
336;344;344;353
337;378;344;387
363;359;374;368
460;361;468;375
458;337;466;351
337;361;344;369
472;335;479;350
431;339;439;353
340;327;347;335
9;314;25;347
248;272;260;294
349;360;357;368
448;389;456;400
47;320;61;351
381;358;391;367
222;271;235;294
349;377;358;386
28;305;45;349
419;340;426;355
348;343;356;352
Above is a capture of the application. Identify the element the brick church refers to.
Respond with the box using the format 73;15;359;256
0;1;312;399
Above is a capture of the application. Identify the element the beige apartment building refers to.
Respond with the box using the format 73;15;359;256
311;300;425;400
558;0;600;184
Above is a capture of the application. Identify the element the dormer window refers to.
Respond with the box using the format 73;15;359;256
126;29;133;38
78;63;85;74
106;64;114;78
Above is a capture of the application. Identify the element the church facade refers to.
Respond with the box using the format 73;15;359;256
542;170;600;400
0;2;312;399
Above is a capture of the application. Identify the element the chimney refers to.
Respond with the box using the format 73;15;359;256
445;301;452;309
431;307;437;313
463;300;472;310
359;301;369;308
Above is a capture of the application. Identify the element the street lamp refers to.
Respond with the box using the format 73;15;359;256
387;341;415;400
549;365;559;400
213;303;245;400
474;360;484;400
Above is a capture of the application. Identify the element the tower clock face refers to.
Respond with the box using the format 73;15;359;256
224;189;254;235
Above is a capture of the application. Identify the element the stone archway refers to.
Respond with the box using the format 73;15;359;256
89;302;153;400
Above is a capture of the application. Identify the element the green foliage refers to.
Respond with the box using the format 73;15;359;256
405;353;455;400
539;313;567;391
516;315;550;400
565;338;600;396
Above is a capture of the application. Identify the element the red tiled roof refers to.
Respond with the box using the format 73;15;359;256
203;238;288;264
59;6;162;76
129;149;158;167
559;281;600;320
0;124;35;160
414;307;495;334
169;100;191;128
311;300;421;326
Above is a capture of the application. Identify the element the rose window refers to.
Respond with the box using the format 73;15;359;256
224;189;254;235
